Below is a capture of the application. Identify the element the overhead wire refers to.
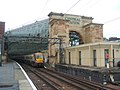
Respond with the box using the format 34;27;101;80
65;0;81;14
81;0;101;14
78;0;119;24
40;0;49;16
79;0;91;10
104;17;120;24
76;0;120;24
14;0;50;29
24;0;49;24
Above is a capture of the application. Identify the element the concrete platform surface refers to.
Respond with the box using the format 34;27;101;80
0;60;37;90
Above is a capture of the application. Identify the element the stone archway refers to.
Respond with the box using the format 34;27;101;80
69;31;83;46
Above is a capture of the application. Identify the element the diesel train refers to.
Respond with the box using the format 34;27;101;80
11;52;45;67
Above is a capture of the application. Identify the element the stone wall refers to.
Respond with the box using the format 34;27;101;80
83;23;103;43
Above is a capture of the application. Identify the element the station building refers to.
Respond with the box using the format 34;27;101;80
48;12;120;68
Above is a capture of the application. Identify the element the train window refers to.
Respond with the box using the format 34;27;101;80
36;55;43;59
30;57;33;59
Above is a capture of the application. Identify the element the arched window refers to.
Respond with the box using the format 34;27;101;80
69;31;83;46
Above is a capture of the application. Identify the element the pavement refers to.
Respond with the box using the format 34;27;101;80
0;60;37;90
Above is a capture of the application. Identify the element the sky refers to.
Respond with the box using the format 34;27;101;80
0;0;120;39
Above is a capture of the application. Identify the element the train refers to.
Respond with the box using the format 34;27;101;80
11;52;45;68
23;52;45;67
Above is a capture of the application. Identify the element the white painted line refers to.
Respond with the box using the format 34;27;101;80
16;62;37;90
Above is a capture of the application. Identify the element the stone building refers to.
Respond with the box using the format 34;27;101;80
48;12;103;65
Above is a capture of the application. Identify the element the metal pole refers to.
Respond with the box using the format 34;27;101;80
59;38;62;63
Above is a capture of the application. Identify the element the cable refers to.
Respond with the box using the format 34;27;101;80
82;0;101;14
65;0;81;14
79;0;91;10
104;17;120;24
40;0;49;16
11;0;50;30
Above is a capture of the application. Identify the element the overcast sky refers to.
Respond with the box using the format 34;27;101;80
0;0;120;38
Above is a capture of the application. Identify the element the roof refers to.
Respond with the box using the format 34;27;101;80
82;23;104;28
48;12;93;20
66;41;120;49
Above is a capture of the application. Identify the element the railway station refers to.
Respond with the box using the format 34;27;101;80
0;12;120;89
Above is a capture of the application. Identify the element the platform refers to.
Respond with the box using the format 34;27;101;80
55;64;120;84
0;60;37;90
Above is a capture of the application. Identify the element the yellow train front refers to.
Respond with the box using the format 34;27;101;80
34;52;45;67
24;52;45;67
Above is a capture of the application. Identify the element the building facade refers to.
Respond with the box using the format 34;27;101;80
48;12;103;66
65;42;120;67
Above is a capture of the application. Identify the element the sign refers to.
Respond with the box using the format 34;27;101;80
65;17;80;25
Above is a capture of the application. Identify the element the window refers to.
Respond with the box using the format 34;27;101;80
113;49;115;67
79;51;81;65
104;49;109;67
93;50;97;66
69;52;71;64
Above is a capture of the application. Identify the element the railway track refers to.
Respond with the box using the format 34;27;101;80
21;63;119;90
47;69;120;90
43;68;120;90
39;68;99;90
21;64;55;90
22;64;87;90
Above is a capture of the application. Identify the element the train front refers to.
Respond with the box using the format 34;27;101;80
35;53;44;67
